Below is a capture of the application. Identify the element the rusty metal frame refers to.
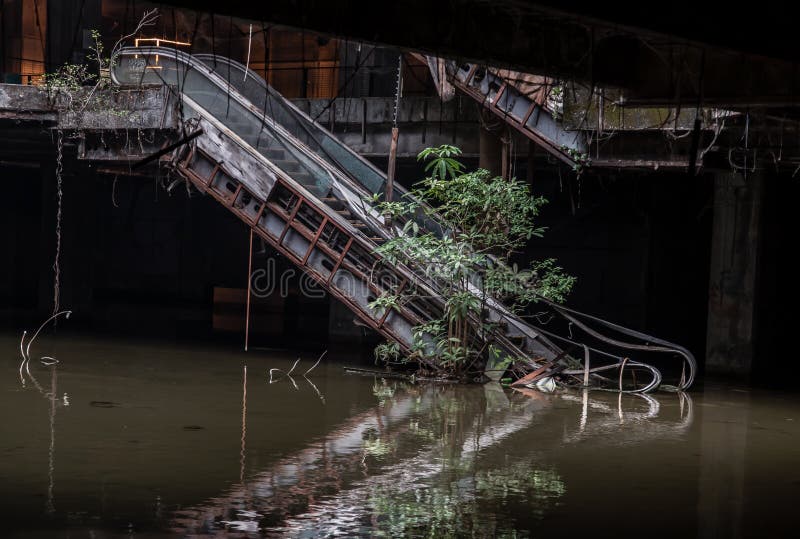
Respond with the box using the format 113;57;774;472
464;64;478;85
521;101;537;127
302;216;329;265
174;149;423;351
176;141;506;360
451;74;576;166
377;278;408;328
491;81;508;109
327;238;353;285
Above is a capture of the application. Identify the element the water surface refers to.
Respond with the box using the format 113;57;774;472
2;333;799;537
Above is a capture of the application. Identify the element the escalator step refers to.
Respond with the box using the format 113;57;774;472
322;197;345;210
264;148;285;160
292;174;315;188
271;159;302;173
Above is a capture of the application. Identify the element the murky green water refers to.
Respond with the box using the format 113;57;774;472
2;332;799;538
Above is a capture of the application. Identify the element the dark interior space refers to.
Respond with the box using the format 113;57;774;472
529;167;714;366
2;153;714;372
0;160;334;348
754;173;800;387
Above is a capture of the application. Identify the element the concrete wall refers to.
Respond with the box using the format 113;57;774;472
290;96;486;158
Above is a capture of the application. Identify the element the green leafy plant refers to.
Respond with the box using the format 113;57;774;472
561;145;592;177
374;341;401;364
547;83;564;120
370;145;575;379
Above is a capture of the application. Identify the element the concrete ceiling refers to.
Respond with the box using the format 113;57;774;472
153;0;799;107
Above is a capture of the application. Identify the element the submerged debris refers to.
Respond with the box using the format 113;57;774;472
90;401;121;408
267;351;329;401
18;310;72;390
504;299;695;394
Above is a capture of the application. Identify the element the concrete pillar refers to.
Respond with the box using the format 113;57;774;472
706;172;764;377
479;111;503;177
526;140;536;184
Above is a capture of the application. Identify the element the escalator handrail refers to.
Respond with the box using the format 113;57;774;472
111;47;382;210
191;53;446;238
192;54;390;190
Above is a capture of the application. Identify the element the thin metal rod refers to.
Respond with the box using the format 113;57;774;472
244;24;253;82
131;129;203;169
46;367;57;515
583;344;590;387
386;54;402;204
245;229;254;352
619;357;629;392
386;127;399;203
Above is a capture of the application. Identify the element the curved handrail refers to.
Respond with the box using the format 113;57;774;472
192;53;446;237
112;47;371;202
113;47;443;237
539;297;697;390
193;54;390;194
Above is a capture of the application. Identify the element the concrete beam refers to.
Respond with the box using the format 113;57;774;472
0;84;57;124
562;85;714;131
290;96;479;125
324;126;480;158
59;86;180;131
0;83;180;131
0;84;706;168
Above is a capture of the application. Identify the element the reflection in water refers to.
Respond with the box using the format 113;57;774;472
697;389;747;539
5;335;800;538
18;344;65;518
46;367;57;516
171;382;694;537
240;365;247;484
553;388;693;444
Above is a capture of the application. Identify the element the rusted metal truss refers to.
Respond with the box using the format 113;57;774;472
430;57;698;170
444;60;588;165
174;124;418;352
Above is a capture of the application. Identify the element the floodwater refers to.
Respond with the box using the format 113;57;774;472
1;333;799;538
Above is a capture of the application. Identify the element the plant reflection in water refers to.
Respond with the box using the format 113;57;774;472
172;378;692;537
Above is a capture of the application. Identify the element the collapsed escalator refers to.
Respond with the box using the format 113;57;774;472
111;47;695;392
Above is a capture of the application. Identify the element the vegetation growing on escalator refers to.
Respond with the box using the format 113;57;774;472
369;145;575;381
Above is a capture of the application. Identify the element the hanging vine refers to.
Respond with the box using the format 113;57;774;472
53;130;64;315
